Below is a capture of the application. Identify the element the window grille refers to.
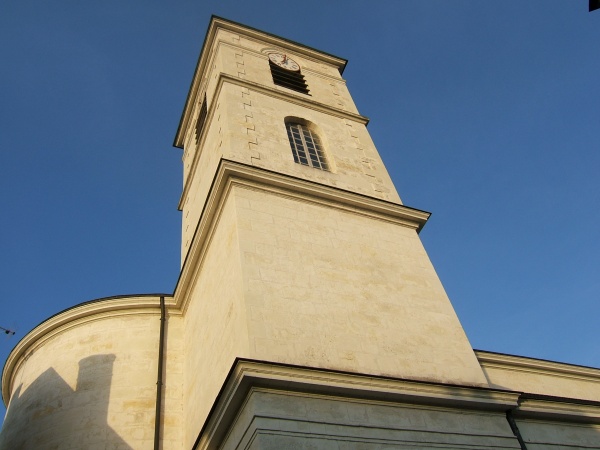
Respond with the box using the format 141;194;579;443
195;95;208;143
270;61;309;95
286;123;329;171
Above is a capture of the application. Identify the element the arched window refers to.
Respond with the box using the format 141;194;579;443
286;122;329;171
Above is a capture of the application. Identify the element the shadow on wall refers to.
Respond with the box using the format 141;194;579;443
0;354;133;450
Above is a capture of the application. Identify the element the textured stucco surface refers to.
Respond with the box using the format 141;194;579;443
0;302;166;449
181;192;248;448
234;183;486;385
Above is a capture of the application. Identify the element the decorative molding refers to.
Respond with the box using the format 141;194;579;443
194;359;521;450
476;350;600;384
218;72;368;123
516;397;600;424
173;159;430;314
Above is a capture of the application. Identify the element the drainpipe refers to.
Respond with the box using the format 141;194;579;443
154;296;166;450
506;408;527;450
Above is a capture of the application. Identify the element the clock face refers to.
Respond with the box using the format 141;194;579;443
269;53;300;71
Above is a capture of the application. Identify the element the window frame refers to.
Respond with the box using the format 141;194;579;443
285;122;329;171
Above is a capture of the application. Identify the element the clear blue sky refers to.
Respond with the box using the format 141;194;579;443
1;1;599;420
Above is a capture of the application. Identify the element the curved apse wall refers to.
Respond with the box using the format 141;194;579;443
0;294;177;450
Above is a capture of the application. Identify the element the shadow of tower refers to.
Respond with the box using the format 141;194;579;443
0;354;133;450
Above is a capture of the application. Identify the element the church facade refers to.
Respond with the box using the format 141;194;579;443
1;16;599;449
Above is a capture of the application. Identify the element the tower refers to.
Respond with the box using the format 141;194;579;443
173;16;495;449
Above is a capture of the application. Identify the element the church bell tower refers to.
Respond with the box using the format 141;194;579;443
173;16;490;449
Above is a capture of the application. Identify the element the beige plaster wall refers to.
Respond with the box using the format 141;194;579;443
178;175;491;444
180;94;225;261
182;191;249;449
0;306;167;450
232;184;486;387
161;312;184;450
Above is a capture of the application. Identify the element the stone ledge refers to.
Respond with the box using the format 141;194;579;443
174;159;430;314
516;397;600;424
476;350;600;383
194;359;521;450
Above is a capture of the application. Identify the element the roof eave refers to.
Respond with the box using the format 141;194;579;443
172;15;348;149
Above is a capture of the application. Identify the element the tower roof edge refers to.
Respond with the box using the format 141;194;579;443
173;15;348;149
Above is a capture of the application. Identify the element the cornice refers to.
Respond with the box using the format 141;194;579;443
194;359;521;450
2;294;175;405
476;350;600;383
209;17;347;68
174;159;430;313
222;73;368;123
516;397;600;424
174;16;347;148
222;160;429;227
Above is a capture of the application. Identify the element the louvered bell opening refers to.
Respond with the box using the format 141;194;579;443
270;61;309;95
195;96;208;143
